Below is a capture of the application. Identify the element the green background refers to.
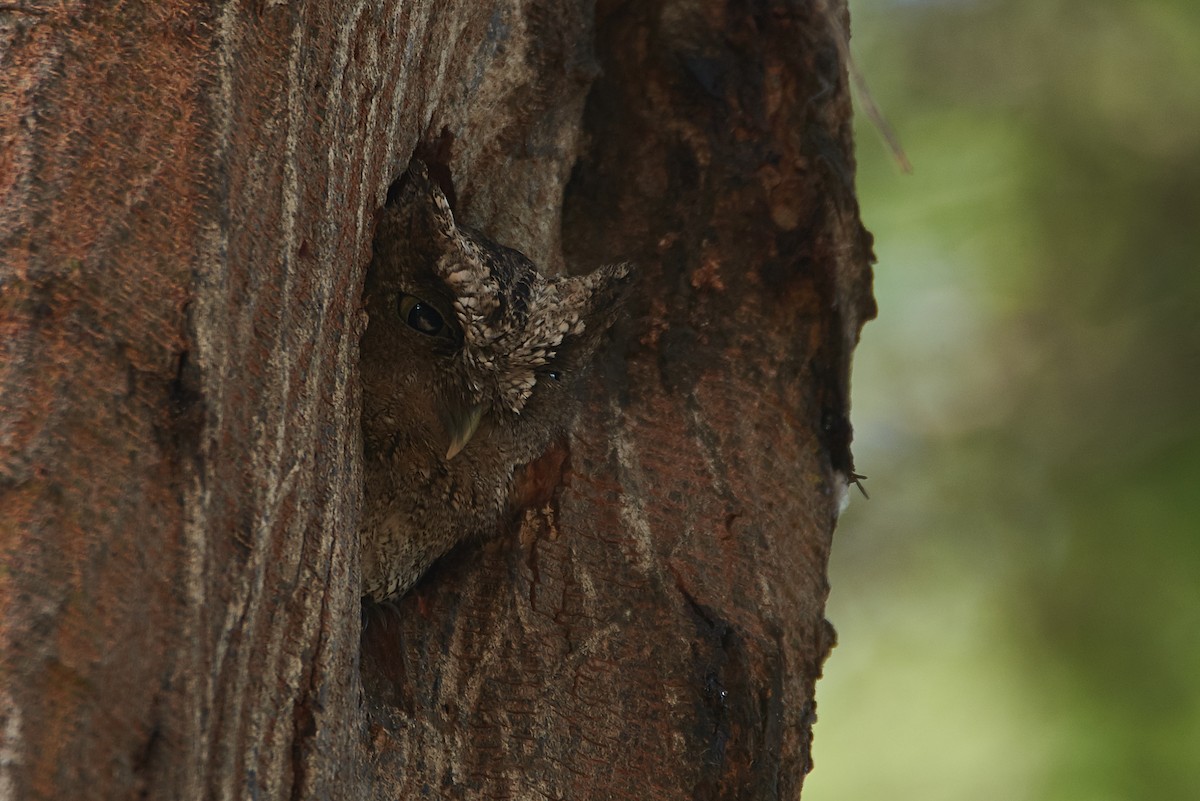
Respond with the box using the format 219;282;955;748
807;1;1200;798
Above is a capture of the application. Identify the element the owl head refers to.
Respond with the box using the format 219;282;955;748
361;160;629;462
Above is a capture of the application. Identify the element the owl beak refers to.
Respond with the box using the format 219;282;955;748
444;403;484;460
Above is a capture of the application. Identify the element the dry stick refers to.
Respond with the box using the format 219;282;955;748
821;0;913;174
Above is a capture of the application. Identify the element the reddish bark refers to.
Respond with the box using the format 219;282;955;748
0;1;873;799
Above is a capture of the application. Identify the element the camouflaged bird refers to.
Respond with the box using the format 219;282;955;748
359;160;628;601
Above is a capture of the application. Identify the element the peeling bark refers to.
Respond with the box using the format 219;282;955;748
0;1;873;799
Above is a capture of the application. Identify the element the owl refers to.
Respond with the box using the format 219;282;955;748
359;160;629;602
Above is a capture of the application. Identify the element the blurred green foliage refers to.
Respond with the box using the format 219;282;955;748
807;1;1200;799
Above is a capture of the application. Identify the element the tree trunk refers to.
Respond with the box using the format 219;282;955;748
0;1;874;799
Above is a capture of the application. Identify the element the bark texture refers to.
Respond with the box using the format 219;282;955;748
0;1;874;799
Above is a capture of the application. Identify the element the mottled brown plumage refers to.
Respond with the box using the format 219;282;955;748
359;161;628;601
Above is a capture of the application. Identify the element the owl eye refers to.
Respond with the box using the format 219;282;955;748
546;370;562;381
398;293;454;339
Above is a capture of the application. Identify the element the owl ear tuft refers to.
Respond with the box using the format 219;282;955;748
386;159;459;242
551;263;633;369
576;262;633;333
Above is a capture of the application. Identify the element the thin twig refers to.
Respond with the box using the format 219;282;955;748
821;0;913;174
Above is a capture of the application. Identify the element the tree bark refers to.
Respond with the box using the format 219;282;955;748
0;1;874;799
